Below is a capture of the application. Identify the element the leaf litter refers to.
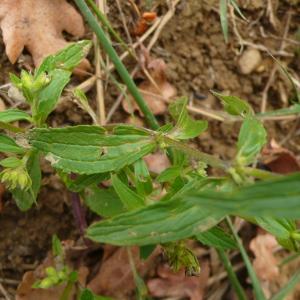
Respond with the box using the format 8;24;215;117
0;0;91;74
147;262;210;300
123;50;177;116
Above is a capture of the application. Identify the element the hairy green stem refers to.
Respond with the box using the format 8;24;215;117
217;249;248;300
74;0;159;130
242;167;281;180
59;281;74;300
162;135;230;170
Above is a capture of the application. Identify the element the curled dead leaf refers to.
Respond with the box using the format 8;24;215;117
147;262;210;300
144;152;170;174
16;240;89;300
87;246;159;298
261;139;300;174
249;233;279;282
0;0;91;74
123;54;177;116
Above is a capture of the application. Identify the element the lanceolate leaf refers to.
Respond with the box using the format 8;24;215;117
156;166;182;183
219;0;229;43
212;91;253;117
169;98;207;140
87;179;225;246
0;109;32;123
257;104;300;118
28;125;156;174
35;69;71;124
196;227;237;250
236;117;267;165
186;173;300;219
111;174;145;210
36;40;92;75
0;134;25;154
84;185;125;218
87;173;300;245
64;173;109;193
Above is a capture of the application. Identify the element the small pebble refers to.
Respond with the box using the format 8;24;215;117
0;97;6;111
238;48;262;75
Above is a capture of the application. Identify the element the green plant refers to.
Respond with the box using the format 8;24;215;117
219;0;247;43
2;39;300;299
33;235;111;300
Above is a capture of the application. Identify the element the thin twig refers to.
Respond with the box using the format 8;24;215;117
106;1;181;121
146;0;180;50
73;17;162;94
75;0;159;129
0;283;11;300
207;262;244;286
230;6;293;58
115;0;134;46
106;66;139;122
0;279;19;286
188;103;300;122
261;12;292;113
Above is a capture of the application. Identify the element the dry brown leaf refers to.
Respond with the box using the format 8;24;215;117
249;233;279;282
147;262;210;300
144;152;170;174
262;139;300;174
123;55;177;115
16;241;89;300
88;246;159;299
0;0;90;73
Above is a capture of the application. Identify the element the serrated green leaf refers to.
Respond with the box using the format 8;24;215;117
35;69;71;124
84;185;125;218
0;109;32;123
111;174;145;210
196;227;237;250
0;134;25;154
28;125;156;174
212;91;253;117
169;98;207;140
36;40;92;75
236;117;267;165
11;150;41;211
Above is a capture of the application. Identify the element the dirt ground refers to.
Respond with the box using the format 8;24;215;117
0;0;300;299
